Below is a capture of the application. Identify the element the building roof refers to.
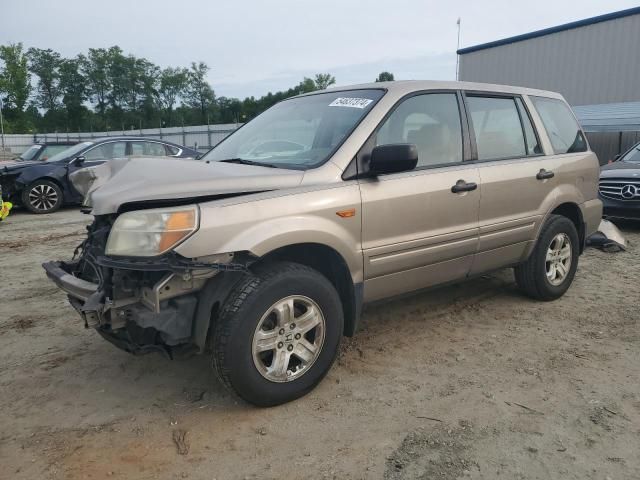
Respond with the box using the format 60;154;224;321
573;102;640;133
458;6;640;55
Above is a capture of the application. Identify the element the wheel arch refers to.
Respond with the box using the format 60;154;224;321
256;243;362;337
20;176;66;207
549;202;585;253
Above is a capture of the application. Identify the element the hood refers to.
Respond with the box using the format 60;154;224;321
600;161;640;178
0;159;43;171
75;156;305;215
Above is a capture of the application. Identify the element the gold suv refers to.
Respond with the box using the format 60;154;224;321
44;81;602;406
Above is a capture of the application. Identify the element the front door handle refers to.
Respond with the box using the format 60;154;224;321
451;180;478;193
536;169;555;180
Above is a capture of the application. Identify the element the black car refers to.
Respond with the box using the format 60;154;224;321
10;141;78;163
0;137;199;214
599;141;640;220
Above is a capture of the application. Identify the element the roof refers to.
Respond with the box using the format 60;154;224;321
89;136;192;148
314;79;564;99
573;101;640;133
458;6;640;55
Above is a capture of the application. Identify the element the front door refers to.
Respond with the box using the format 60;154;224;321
358;92;481;302
66;141;128;201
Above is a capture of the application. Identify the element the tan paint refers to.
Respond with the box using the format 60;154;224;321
172;81;602;304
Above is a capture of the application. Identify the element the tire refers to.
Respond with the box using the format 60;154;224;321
21;180;63;214
514;214;580;301
212;261;344;407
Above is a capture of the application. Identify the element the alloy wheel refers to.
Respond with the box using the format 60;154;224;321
252;295;326;383
28;184;59;212
545;233;572;286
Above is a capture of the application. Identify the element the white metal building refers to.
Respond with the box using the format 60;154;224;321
458;7;640;163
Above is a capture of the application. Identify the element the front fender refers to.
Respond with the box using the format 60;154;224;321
174;183;364;283
10;163;73;201
14;162;67;187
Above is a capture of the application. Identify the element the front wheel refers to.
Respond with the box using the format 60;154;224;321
212;262;344;406
22;180;63;214
514;214;580;301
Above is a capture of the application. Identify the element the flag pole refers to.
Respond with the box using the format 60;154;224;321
456;18;462;81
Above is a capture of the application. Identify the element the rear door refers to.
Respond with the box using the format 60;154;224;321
128;140;170;157
463;93;557;275
358;91;481;301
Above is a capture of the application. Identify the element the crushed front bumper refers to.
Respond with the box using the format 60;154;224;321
43;261;98;301
42;257;230;357
43;261;104;326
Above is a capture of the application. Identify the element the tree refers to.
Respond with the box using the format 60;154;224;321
0;41;341;132
158;67;188;124
0;43;32;131
185;62;215;123
27;48;62;111
0;43;31;112
82;47;115;121
375;71;395;82
59;57;88;131
314;73;336;90
296;77;317;94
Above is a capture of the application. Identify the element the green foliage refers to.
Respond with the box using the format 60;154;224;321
314;73;336;90
0;43;338;133
375;71;395;82
27;48;62;111
158;67;189;124
0;43;32;131
184;62;215;123
59;57;88;132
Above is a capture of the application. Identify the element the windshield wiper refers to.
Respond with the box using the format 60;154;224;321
218;158;279;168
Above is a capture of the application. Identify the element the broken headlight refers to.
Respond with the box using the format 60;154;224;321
106;205;199;257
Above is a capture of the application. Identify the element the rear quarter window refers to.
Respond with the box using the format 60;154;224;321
531;97;587;154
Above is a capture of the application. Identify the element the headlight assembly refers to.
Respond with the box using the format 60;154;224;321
106;205;199;257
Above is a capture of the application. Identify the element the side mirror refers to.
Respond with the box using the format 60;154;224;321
74;156;86;166
613;154;621;161
368;144;418;176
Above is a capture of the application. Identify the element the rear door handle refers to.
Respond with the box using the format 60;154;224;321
451;180;478;193
536;169;555;180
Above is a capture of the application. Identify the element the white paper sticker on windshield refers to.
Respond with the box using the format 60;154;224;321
329;97;373;109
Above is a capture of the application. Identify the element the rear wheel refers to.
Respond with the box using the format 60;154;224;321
212;261;343;406
515;215;579;301
22;180;63;214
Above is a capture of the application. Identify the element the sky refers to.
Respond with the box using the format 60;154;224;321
1;0;638;99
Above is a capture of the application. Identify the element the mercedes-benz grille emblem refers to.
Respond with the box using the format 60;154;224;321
621;184;638;199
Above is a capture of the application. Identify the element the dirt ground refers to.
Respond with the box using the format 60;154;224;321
0;207;638;480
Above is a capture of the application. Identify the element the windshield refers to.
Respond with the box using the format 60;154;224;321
201;89;385;169
18;145;43;161
46;142;94;162
621;143;640;163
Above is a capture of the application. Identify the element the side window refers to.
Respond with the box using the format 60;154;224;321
531;96;587;154
84;142;127;161
515;98;542;155
41;145;69;160
165;144;180;156
129;141;166;156
376;93;463;168
466;96;527;160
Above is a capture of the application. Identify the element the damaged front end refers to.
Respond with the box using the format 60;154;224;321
43;215;248;358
